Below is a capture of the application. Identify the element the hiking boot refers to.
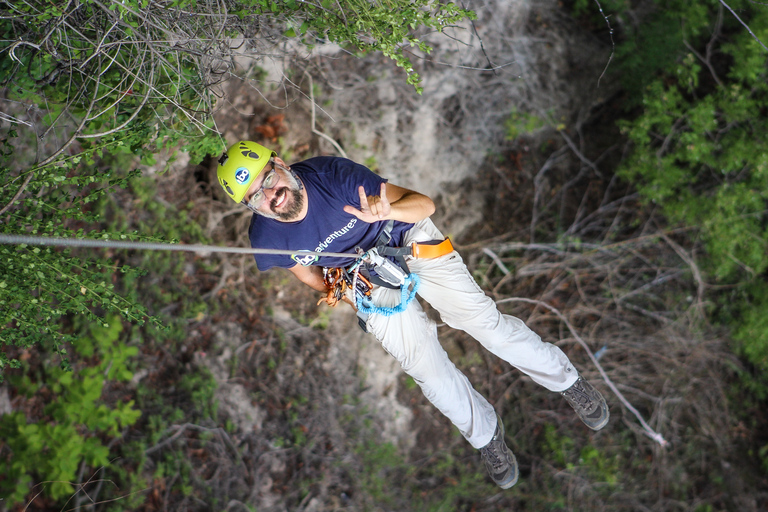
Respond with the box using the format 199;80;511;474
561;376;609;431
479;414;518;489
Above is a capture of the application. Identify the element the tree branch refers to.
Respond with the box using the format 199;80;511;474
497;296;669;446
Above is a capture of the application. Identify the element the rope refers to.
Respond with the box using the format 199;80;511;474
356;273;420;316
0;234;359;260
4;235;664;445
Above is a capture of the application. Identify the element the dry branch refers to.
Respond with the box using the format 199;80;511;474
498;296;667;446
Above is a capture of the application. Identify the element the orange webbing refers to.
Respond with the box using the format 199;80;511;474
411;238;454;259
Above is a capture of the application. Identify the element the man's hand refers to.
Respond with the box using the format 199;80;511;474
343;183;391;223
343;182;435;224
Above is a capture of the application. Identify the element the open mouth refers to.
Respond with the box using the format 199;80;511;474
272;188;289;210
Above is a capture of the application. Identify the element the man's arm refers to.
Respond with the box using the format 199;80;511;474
343;182;435;224
288;264;326;292
288;264;357;309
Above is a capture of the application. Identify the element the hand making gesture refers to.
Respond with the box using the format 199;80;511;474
344;183;391;223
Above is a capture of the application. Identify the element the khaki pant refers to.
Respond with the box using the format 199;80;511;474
365;218;579;449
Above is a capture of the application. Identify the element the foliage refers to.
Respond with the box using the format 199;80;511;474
128;368;222;509
347;430;496;510
505;107;547;140
0;0;473;376
541;423;620;485
617;2;768;365
252;0;475;93
0;316;140;506
569;0;753;102
613;0;724;100
0;130;165;376
1;0;473;138
101;173;212;321
568;0;625;18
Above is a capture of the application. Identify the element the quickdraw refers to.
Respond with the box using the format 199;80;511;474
316;267;373;308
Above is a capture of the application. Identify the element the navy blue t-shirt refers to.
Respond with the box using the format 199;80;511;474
249;157;414;270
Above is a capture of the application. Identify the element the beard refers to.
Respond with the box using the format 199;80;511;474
257;172;304;221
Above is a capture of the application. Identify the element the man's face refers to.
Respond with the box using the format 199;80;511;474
244;161;304;221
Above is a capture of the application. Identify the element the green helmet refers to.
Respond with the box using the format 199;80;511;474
217;141;276;203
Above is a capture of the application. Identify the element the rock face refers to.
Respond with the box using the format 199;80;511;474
216;0;611;190
317;0;612;196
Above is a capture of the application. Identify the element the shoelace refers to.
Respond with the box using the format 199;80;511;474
481;441;506;470
564;384;595;410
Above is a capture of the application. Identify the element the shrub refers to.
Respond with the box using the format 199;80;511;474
0;316;140;506
617;2;768;365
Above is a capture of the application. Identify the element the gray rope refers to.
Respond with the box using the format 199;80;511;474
0;234;359;260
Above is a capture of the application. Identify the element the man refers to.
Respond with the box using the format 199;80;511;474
217;140;609;489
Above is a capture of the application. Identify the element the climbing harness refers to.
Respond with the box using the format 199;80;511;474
380;237;455;259
314;221;454;331
320;248;423;332
354;220;454;289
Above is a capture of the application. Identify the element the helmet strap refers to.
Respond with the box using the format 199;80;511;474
274;160;303;192
290;169;304;191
